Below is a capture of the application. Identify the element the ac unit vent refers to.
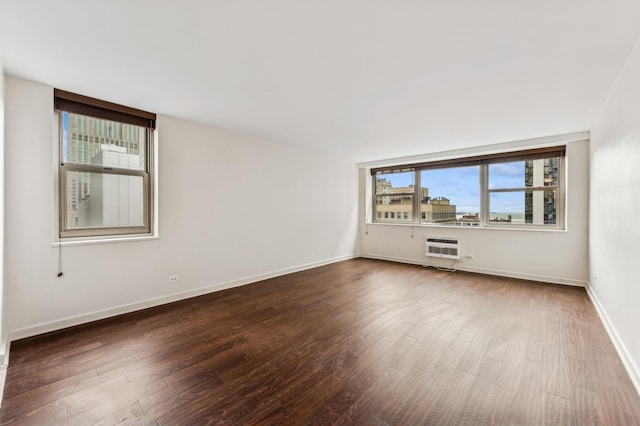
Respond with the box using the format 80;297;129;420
425;237;461;260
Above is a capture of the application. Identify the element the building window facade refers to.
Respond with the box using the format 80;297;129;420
374;170;414;223
55;89;156;238
371;146;565;228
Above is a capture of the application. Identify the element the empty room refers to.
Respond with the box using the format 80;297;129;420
1;1;640;424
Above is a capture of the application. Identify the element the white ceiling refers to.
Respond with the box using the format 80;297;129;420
2;1;640;162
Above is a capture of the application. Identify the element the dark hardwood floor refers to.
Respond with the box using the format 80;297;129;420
1;258;639;425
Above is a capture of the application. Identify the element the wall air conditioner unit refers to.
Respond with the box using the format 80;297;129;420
425;237;461;260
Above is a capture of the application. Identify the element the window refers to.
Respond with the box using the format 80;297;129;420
371;146;565;228
374;170;414;223
420;165;480;225
55;89;156;238
488;158;560;225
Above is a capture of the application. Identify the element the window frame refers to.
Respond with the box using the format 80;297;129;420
373;168;416;224
484;158;564;228
55;89;156;239
371;146;566;229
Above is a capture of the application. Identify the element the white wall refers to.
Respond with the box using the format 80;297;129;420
3;76;359;339
590;38;640;393
359;139;590;287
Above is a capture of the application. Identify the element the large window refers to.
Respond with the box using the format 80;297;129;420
375;170;414;223
420;165;480;225
488;158;561;225
372;147;565;228
55;89;156;238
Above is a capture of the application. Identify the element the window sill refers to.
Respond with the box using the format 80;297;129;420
51;234;160;247
366;222;566;232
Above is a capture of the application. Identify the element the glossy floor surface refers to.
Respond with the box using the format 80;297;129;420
1;259;639;425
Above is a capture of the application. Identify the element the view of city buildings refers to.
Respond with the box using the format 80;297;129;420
524;158;559;224
65;113;145;229
375;178;457;223
375;158;558;226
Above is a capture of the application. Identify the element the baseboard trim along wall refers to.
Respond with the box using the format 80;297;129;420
8;254;357;346
587;285;640;397
0;338;8;408
0;367;6;408
0;337;8;368
360;253;587;287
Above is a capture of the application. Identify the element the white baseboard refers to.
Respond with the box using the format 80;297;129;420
0;335;7;408
0;337;8;368
457;264;586;287
8;254;357;344
360;253;425;266
0;366;6;408
359;253;587;287
586;285;640;397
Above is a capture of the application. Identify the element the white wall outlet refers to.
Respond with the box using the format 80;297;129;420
168;275;180;283
316;249;323;255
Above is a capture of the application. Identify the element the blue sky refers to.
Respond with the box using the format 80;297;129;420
382;163;527;213
62;112;69;162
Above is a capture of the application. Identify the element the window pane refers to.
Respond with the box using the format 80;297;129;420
375;171;414;222
65;171;145;229
375;171;414;193
526;158;560;187
489;158;559;189
62;112;146;170
488;161;525;189
420;166;480;225
489;190;557;225
375;195;413;222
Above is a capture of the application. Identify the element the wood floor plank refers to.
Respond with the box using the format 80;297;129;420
571;385;607;426
524;335;545;363
422;368;476;425
0;368;99;420
335;369;402;425
0;399;68;426
435;332;475;374
566;356;596;391
543;328;573;400
457;317;499;375
545;393;574;426
485;336;509;362
61;376;168;426
455;357;503;426
386;370;449;425
597;381;640;426
495;327;528;393
89;401;158;426
514;360;545;425
0;259;638;425
485;385;519;426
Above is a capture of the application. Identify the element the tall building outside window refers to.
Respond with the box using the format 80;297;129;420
55;89;156;238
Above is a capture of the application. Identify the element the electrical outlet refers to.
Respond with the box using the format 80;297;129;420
316;249;323;255
168;275;180;283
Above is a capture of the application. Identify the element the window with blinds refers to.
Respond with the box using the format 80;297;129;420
55;89;156;238
371;147;565;228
